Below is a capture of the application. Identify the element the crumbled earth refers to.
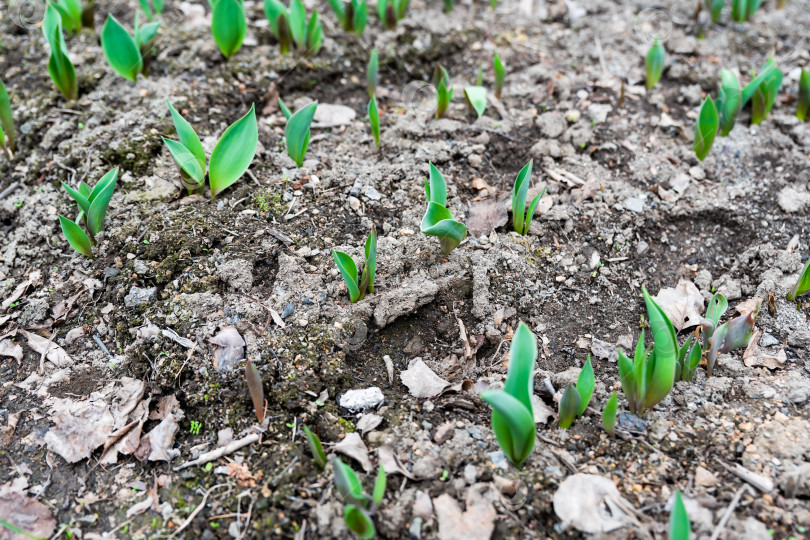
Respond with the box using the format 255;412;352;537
1;0;809;539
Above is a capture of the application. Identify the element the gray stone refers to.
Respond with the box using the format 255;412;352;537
624;197;646;213
216;259;253;292
339;387;384;411
125;286;157;308
535;111;566;138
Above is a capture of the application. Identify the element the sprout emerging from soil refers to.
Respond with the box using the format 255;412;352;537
163;101;259;198
493;52;505;100
731;0;761;22
59;168;119;257
302;425;326;469
480;322;537;469
420;164;467;255
50;0;87;33
674;337;702;382
0;79;15;158
377;0;409;29
367;49;378;98
750;63;782;125
707;309;758;377
670;490;691;540
333;458;386;539
280;99;318;167
464;86;487;119
798;68;810;121
101;13;159;81
211;0;247;59
245;358;265;424
617;288;678;415
138;0;164;21
602;392;618;436
332;225;377;303
266;0;323;56
787;257;810;302
706;0;723;23
511;160;544;236
693;96;718;161
558;356;594;429
43;4;77;101
328;0;368;35
443;0;453;12
434;65;453;120
368;97;380;147
645;37;665;90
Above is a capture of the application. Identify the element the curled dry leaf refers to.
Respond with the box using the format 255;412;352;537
0;338;23;362
209;326;245;372
742;329;786;370
553;473;637;534
0;491;57;540
19;329;73;368
466;198;508;238
653;279;704;331
45;400;115;463
377;443;417;480
433;486;496;540
333;432;373;472
735;297;764;317
531;394;555;424
356;413;383;435
401;358;451;398
141;413;179;462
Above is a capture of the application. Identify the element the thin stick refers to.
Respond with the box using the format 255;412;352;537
169;484;229;538
709;485;750;540
0;181;20;200
173;433;259;471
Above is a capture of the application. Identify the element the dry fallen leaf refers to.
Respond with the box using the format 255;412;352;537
356;413;383;435
0;492;57;540
0;270;41;310
531;394;555;424
466;199;508;238
209;326;245;372
377;444;417;480
553;474;636;534
654;280;704;331
433;486;496;540
743;329;786;370
142;413;179;462
591;337;617;362
333;432;373;472
312;103;356;128
44;400;115;463
735;297;763;317
0;338;23;362
19;330;73;368
401;358;451;398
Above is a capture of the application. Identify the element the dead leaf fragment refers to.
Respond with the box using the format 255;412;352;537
356;413;383;435
0;492;57;540
44;400;115;463
466;199;508;238
377;444;417;480
142;413;179;462
333;432;373;472
735;297;764;317
433;487;496;540
401;358;450;398
19;330;72;368
1;270;41;310
0;338;23;362
530;394;555;424
553;474;636;534
654;279;704;331
743;329;786;370
209;326;245;372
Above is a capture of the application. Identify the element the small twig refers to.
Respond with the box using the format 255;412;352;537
720;462;774;492
269;456;299;486
709;485;751;540
174;434;260;471
0;181;20;200
169;484;229;538
93;334;113;360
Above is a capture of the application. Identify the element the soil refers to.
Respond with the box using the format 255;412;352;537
1;0;810;539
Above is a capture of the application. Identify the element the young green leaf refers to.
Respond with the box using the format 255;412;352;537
332;250;360;303
717;69;741;136
706;320;728;377
0;78;15;154
617;349;637;413
741;59;779;107
47;25;77;101
276;12;293;54
443;0;453;12
245;358;265;423
558;384;581;429
435;74;453;120
59;216;93;257
602;392;618;436
421;165;466;255
751;65;782;125
212;0;247;59
278;98;292;121
684;343;701;382
288;0;307;49
163;138;205;185
135;18;161;51
302;425;326;469
344;505;375;539
86;168;118;236
731;0;747;21
705;293;728;327
305;11;322;56
642;287;677;410
645;37;665;90
693;96;718;161
264;0;286;34
787;257;810;301
101;15;143;81
329;0;348;28
481;390;535;468
285;101;317;167
333;458;367;506
59;0;83;32
493;51;505;100
372;465;386;506
464;86;487;118
62;182;90;216
363;225;377;294
798;68;810;122
165;100;206;177
368;97;380;147
745;0;761;19
669;491;691;540
367;49;378;99
719;311;756;353
707;0;723;22
511;160;537;235
576;356;594;416
209;104;258;198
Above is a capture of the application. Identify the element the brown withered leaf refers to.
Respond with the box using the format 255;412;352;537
743;329;786;370
0;492;57;540
466;199;508;238
653;280;704;331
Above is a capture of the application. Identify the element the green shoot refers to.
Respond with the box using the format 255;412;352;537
59;167;119;257
43;4;77;101
211;0;247;59
674;337;702;382
645;37;665;90
332;225;377;303
602;392;618;436
493;51;505;100
372;465;386;506
731;0;761;21
443;0;453;12
751;64;782;125
377;0;409;29
693;97;718;161
717;69;741;136
367;49;378;99
798;68;810;121
51;0;85;33
464;86;487;118
302;425;326;469
163;101;258;198
577;356;594;416
368;97;380;147
101;14;159;81
787;257;810;301
511;160;543;235
557;356;594;429
420;164;467;255
435;65;453;120
707;310;757;376
480;322;537;468
328;0;368;35
265;0;323;56
280;100;318;167
706;0;723;22
333;458;385;539
0;78;15;158
245;358;265;424
670;491;690;540
138;0;165;21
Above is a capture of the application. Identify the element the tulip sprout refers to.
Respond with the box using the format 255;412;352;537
0;79;15;159
101;13;160;81
377;0;409;29
434;65;453;120
421;164;467;255
367;49;378;98
368;98;380;147
245;358;265;423
328;0;367;35
279;99;318;167
707;309;757;377
59;168;119;257
670;491;691;540
333;458;386;538
602;392;618;436
798;69;810;121
731;0;761;22
265;0;323;56
50;0;89;33
645;37;665;90
43;4;77;101
787;257;810;301
493;52;505;100
138;0;164;21
512;160;544;236
558;356;594;429
163;100;258;198
302;425;326;469
706;0;723;22
332;225;377;303
464;86;487;119
480;322;537;469
211;0;247;59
